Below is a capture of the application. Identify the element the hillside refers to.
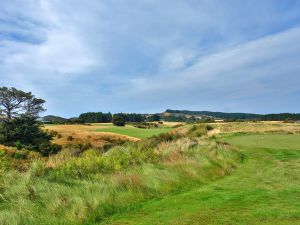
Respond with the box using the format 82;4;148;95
165;109;261;120
165;109;300;121
42;115;68;123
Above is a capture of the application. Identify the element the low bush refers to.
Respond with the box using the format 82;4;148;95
11;150;28;159
67;136;74;141
112;115;126;126
133;122;159;129
188;124;211;138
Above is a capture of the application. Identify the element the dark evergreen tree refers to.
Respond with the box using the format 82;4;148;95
0;115;60;156
112;115;125;126
0;87;45;120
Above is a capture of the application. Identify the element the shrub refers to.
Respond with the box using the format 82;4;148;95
67;136;74;141
0;115;61;156
11;150;28;159
38;143;61;156
112;115;125;126
14;141;23;150
0;149;6;157
188;124;210;138
133;122;159;129
206;125;214;131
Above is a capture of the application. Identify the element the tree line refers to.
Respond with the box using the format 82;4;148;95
165;109;300;121
78;112;159;123
261;113;300;121
79;112;112;123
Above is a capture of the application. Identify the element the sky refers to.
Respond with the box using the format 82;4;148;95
1;0;300;117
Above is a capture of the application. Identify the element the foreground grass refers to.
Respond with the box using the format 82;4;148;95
0;125;242;225
95;125;172;139
101;134;300;225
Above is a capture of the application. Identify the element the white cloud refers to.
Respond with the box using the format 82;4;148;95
0;0;99;83
112;26;300;112
159;48;196;71
1;0;300;115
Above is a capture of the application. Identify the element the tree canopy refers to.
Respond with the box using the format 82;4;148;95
0;114;60;156
0;87;59;156
79;112;112;123
0;87;45;120
112;115;125;126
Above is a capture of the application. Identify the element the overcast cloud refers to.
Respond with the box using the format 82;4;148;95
1;0;300;117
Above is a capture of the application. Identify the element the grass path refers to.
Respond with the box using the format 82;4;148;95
101;134;300;225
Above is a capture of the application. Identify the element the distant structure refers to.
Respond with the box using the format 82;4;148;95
36;117;51;123
214;119;224;122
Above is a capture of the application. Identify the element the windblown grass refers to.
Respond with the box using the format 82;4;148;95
44;124;138;149
102;133;300;225
0;125;242;225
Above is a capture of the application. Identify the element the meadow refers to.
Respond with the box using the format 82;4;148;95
0;122;300;224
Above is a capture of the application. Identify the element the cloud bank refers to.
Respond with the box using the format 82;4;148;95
1;0;300;116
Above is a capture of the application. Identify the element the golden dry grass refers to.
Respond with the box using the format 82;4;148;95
212;121;300;134
0;144;15;154
44;124;138;148
161;121;185;126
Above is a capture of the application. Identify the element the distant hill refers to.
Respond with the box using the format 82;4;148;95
42;115;68;123
165;109;261;120
165;109;300;121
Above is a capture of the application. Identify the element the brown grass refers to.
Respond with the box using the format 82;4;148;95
211;121;300;134
44;124;138;148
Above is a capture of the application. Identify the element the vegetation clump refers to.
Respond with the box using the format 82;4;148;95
0;116;60;156
112;115;126;126
0;87;61;156
133;122;159;129
0;121;244;224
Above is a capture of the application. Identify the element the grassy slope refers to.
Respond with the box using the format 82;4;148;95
1;125;242;225
95;125;172;139
102;134;300;225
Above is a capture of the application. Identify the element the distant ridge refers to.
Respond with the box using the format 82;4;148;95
165;109;260;120
165;109;300;121
42;115;68;123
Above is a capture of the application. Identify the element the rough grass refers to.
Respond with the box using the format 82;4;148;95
45;123;173;146
0;125;242;225
2;122;299;225
101;133;300;225
44;124;139;149
214;121;300;134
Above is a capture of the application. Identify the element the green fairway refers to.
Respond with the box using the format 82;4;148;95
101;134;300;225
95;125;172;139
225;133;300;150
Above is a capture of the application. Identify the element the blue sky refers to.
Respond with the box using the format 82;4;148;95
1;0;300;117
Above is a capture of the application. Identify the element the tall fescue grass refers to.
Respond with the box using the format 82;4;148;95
0;125;243;225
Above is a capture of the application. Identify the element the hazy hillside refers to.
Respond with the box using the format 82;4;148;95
42;115;68;123
165;109;261;120
165;109;300;121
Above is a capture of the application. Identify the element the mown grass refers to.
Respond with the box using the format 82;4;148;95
94;125;173;139
224;133;300;150
101;133;300;225
0;125;242;225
